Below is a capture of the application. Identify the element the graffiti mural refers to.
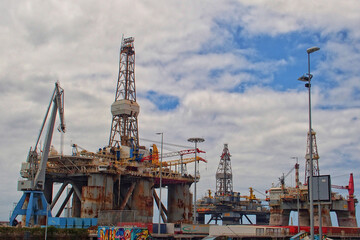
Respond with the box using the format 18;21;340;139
98;226;151;240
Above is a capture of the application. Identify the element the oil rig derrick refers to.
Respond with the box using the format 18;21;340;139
216;144;233;196
109;37;139;148
304;129;320;184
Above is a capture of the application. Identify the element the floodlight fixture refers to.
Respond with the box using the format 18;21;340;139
307;47;320;54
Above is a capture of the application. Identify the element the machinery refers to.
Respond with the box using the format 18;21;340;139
10;82;65;226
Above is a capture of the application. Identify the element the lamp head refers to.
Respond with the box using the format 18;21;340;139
298;75;310;82
307;47;320;54
188;137;205;143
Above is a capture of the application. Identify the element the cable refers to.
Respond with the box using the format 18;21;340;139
140;138;192;149
252;188;267;197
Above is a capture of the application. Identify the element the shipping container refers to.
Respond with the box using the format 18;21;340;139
83;218;91;228
67;218;74;228
74;218;83;228
91;218;98;226
47;217;66;229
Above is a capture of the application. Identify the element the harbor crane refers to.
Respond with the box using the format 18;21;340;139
10;82;65;227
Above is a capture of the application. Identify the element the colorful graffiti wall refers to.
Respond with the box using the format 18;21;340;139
98;226;151;240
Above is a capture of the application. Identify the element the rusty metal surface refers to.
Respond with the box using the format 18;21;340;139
81;174;114;218
168;184;192;223
98;210;138;225
72;192;81;217
337;210;358;227
129;179;154;223
81;186;104;218
44;152;196;224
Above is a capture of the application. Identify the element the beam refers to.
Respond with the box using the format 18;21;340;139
69;181;82;202
50;182;68;210
56;187;74;217
244;214;253;224
153;190;167;222
119;182;136;210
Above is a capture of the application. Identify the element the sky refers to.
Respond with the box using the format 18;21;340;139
0;0;359;225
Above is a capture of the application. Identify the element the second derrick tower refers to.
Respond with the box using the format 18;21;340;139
216;144;233;195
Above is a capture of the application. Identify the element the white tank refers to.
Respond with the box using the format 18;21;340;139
111;99;140;117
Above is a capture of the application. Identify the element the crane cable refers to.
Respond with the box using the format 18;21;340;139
140;137;193;149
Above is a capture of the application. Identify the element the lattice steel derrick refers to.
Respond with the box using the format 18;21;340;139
109;37;139;148
304;129;320;184
109;116;139;147
116;40;136;101
216;144;233;195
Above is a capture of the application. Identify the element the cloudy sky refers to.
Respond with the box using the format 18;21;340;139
1;0;359;224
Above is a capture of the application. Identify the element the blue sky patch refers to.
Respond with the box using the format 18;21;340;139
202;19;329;93
145;90;179;111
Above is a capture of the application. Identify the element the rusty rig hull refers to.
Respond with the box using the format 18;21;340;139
43;152;195;225
268;185;358;227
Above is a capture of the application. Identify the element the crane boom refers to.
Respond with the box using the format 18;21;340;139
33;82;65;190
11;82;65;227
163;156;207;167
141;146;205;162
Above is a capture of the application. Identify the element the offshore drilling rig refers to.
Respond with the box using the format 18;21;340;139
267;129;358;227
10;37;206;227
197;144;269;225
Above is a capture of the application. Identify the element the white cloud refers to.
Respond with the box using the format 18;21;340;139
1;0;359;223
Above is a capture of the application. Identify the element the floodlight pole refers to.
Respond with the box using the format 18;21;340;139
307;50;315;240
298;46;320;240
188;137;205;224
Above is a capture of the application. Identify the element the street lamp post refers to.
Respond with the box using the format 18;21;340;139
298;46;320;240
156;132;163;234
187;137;205;224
